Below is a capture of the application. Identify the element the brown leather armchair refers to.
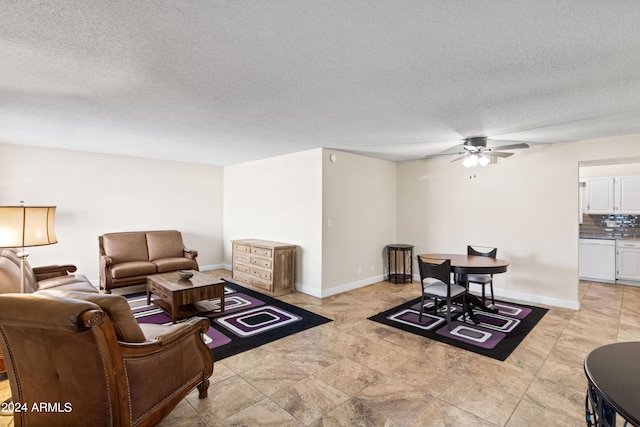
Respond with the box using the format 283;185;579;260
0;292;213;427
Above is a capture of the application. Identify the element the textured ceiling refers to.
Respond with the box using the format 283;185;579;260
2;1;640;166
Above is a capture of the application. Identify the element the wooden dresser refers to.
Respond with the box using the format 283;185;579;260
231;239;296;296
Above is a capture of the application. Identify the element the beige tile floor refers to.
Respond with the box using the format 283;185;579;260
0;277;638;426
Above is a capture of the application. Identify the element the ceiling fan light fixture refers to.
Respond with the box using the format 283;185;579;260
463;154;478;168
478;154;490;167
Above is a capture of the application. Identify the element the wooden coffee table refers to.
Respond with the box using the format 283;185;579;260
146;271;225;323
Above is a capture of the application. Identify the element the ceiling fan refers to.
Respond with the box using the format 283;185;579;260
427;137;530;167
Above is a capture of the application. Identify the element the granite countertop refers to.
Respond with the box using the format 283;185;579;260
579;236;615;240
580;234;640;241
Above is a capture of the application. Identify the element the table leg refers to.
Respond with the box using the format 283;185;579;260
463;299;479;325
171;296;177;324
456;274;498;314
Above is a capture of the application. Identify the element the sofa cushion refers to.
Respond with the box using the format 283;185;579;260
110;261;157;279
39;290;146;343
0;248;38;293
146;231;185;262
154;257;197;273
102;232;149;264
0;256;24;293
37;274;98;293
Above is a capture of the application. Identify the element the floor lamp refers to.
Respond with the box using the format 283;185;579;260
0;202;58;293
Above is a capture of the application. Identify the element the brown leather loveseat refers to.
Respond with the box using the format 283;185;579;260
99;230;198;293
0;290;213;427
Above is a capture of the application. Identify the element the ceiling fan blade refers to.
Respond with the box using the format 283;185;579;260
490;143;529;151
425;150;465;159
451;154;468;162
487;151;515;158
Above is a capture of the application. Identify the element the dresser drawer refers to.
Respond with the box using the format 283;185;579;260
251;257;272;269
251;246;273;258
251;277;273;292
234;252;251;264
233;270;252;284
233;263;250;274
233;243;251;253
252;267;272;281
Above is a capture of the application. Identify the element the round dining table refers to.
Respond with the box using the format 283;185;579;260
584;342;640;426
418;253;510;314
418;253;509;276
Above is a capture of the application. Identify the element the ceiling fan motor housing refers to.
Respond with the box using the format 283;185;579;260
463;137;488;149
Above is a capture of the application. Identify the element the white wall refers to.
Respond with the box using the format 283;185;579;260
397;134;640;309
223;148;397;298
5;133;640;304
223;149;323;295
0;143;224;284
321;149;397;296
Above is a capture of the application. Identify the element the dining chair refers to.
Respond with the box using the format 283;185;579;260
467;245;498;307
416;256;469;331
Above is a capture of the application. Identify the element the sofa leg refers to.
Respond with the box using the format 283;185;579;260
197;379;209;398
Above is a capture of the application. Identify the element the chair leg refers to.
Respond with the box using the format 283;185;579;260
489;281;495;306
419;294;424;322
197;379;210;398
445;297;452;331
461;293;467;324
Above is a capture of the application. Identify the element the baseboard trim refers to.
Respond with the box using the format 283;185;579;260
201;264;229;272
410;273;579;310
579;275;615;284
615;279;640;287
206;268;579;309
298;275;387;299
494;288;579;310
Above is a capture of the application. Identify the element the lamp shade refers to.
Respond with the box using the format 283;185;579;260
0;205;57;248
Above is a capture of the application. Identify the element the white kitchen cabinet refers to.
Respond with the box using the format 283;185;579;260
579;238;616;283
615;175;640;214
616;240;640;283
584;175;640;215
585;177;615;214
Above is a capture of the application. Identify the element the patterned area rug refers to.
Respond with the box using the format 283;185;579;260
368;297;547;361
127;279;331;361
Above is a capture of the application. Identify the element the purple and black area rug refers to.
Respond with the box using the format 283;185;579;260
368;297;547;361
127;279;331;361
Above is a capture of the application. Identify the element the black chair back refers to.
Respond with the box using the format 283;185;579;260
468;245;497;258
417;257;451;284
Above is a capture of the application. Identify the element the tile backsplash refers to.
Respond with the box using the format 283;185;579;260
580;214;640;239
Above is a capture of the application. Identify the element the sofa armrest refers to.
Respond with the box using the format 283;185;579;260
99;255;114;292
33;264;78;281
118;316;214;421
100;255;113;267
135;317;210;347
184;248;198;260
